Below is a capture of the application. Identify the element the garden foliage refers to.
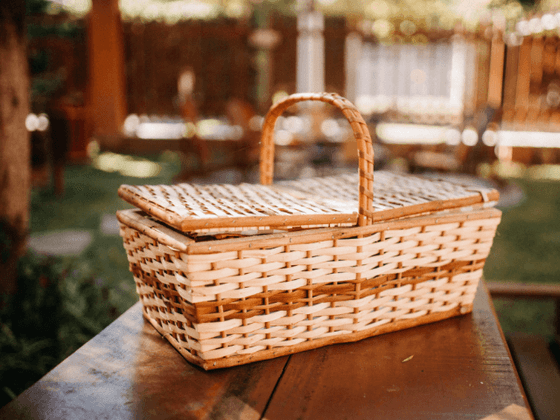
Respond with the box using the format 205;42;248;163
0;249;118;408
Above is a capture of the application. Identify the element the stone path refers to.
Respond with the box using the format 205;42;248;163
28;230;93;257
28;213;122;257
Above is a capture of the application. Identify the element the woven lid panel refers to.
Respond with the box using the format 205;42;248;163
277;172;497;212
130;182;356;218
119;170;497;234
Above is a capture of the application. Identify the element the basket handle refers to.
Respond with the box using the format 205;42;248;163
259;92;375;227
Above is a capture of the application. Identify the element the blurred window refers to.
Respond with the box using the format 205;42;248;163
352;37;476;126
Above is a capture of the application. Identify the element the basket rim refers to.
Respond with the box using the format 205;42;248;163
116;206;502;255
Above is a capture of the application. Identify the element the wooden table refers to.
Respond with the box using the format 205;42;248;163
0;282;533;420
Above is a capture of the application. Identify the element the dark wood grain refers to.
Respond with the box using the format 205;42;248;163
263;283;533;420
0;282;533;420
0;302;288;420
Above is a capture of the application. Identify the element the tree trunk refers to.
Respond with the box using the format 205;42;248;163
0;1;30;295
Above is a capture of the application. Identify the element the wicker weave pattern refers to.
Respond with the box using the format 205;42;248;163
278;172;496;211
117;93;502;369
118;208;500;366
119;181;358;229
118;171;498;234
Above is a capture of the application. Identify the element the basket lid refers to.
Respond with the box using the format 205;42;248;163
118;171;498;234
118;93;499;234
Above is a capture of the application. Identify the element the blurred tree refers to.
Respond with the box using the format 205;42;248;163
0;1;31;295
26;0;48;15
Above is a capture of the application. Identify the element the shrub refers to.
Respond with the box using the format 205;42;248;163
0;251;119;408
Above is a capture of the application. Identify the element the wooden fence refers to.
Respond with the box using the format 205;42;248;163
122;16;347;117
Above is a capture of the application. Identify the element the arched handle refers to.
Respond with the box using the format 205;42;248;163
259;92;374;227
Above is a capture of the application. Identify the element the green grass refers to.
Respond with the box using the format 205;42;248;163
484;178;560;337
30;154;181;314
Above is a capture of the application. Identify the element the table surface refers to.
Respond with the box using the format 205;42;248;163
0;282;533;420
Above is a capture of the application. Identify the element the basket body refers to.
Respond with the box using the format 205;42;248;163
117;92;502;369
117;206;501;370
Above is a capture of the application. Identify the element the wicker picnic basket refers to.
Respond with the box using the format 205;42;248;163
117;93;502;370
